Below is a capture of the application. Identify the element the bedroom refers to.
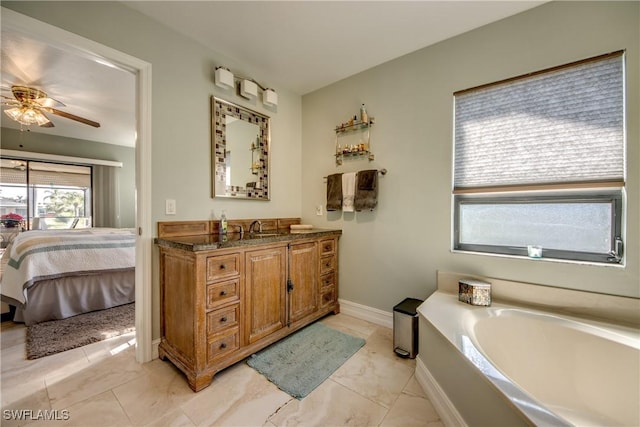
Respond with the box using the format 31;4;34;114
1;1;638;426
0;23;137;325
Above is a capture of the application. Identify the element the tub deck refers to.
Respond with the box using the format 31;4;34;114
418;291;640;426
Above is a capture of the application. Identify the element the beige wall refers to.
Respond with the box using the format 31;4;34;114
4;2;638;337
301;1;639;311
3;1;303;338
3;1;303;224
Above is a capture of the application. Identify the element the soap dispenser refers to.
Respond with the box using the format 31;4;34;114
219;210;228;235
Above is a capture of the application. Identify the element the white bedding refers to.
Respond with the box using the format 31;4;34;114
0;228;135;307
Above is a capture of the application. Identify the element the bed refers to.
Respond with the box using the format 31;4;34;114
0;228;135;326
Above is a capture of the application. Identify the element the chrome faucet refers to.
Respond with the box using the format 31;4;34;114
231;224;244;235
249;220;263;234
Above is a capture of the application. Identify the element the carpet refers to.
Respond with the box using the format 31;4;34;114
26;303;135;360
247;322;365;399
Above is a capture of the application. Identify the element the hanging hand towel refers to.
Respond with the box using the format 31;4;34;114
342;172;356;212
326;173;343;211
355;169;378;211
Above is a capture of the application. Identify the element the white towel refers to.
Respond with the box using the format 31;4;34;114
342;172;356;212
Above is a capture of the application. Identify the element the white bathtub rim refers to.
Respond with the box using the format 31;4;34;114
419;291;576;427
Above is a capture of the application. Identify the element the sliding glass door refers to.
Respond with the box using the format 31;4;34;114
0;158;92;236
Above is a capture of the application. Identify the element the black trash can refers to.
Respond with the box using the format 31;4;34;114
393;297;423;358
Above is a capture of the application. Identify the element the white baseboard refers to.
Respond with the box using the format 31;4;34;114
415;357;467;427
338;298;393;329
152;338;160;360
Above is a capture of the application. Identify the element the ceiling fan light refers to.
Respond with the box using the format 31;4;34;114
10;108;34;125
4;107;50;126
4;107;23;121
33;111;51;126
21;108;39;123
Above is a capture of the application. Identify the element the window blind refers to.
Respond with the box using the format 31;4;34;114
1;164;90;188
453;51;625;192
29;170;91;188
0;166;27;185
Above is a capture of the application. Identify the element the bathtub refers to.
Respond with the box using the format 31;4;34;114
418;291;640;426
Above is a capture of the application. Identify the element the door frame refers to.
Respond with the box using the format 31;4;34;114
2;7;154;362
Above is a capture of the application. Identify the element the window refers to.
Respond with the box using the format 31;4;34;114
453;52;625;264
0;159;92;231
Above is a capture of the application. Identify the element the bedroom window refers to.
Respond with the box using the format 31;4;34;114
453;51;625;264
0;159;92;231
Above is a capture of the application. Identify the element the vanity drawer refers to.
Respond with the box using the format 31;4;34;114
320;239;335;255
320;287;336;308
206;253;240;282
206;278;239;309
320;254;336;275
207;304;239;336
207;330;239;362
320;272;335;289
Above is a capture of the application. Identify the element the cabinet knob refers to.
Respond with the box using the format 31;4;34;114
220;342;227;349
219;264;226;270
324;245;331;251
220;316;227;322
220;290;227;296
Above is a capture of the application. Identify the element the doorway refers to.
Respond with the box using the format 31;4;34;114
2;7;153;362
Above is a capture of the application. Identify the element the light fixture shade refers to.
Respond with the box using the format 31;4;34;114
263;89;278;107
240;79;258;99
215;67;234;89
4;107;23;122
4;107;50;126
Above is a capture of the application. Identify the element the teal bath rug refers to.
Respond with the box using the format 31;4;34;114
247;322;365;399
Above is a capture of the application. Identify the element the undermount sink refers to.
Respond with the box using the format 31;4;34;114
249;232;281;238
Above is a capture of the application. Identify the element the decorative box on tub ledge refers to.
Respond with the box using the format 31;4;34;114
458;279;491;306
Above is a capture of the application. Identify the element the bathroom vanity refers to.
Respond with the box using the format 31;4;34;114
155;219;341;391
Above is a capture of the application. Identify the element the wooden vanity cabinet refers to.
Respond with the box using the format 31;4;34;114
319;237;338;309
158;234;340;392
245;245;287;344
288;241;319;324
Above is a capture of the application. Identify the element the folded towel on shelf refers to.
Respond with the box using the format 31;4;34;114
326;173;343;211
342;172;356;212
290;224;313;230
355;169;378;211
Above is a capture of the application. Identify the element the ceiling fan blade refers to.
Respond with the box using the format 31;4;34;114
47;108;100;128
34;97;66;108
1;97;21;106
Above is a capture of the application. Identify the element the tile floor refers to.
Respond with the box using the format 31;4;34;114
1;313;443;426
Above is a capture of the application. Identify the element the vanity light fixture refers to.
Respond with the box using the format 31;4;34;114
214;67;234;89
263;89;278;107
213;65;278;107
240;79;258;99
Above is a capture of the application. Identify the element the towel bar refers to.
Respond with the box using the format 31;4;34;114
323;168;387;180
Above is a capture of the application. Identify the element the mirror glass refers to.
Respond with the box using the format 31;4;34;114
212;97;270;199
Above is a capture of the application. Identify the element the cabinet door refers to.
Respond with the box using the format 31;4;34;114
245;246;287;344
289;241;318;324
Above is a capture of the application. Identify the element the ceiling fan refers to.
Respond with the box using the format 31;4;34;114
1;85;100;128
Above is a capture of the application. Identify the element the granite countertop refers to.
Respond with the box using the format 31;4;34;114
155;228;342;252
